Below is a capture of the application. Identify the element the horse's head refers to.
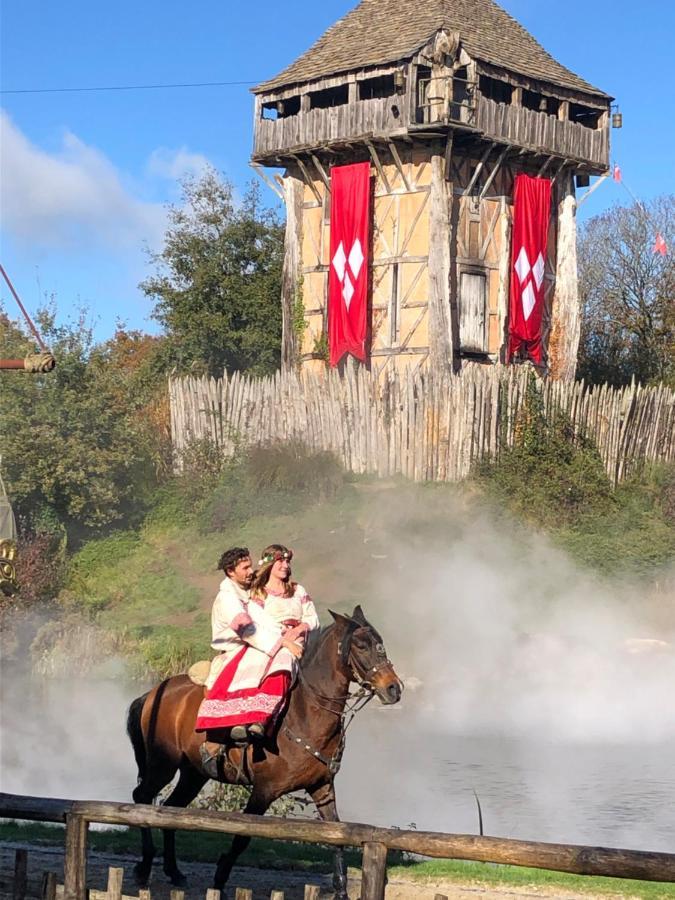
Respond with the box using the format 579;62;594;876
329;606;403;705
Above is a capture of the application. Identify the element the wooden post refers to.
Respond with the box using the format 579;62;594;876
429;141;454;372
106;867;123;900
303;887;320;900
234;890;253;900
270;892;285;900
41;873;57;900
63;813;88;900
361;841;388;900
549;169;580;380
170;890;185;900
12;849;27;900
281;169;305;371
138;891;151;900
205;890;221;900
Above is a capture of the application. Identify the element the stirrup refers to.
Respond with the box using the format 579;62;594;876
199;743;223;779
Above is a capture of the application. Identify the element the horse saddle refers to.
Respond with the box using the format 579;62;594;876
188;659;211;686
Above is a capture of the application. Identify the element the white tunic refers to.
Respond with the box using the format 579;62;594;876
206;577;296;691
263;584;320;633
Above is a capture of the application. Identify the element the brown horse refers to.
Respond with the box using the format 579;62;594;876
126;606;403;898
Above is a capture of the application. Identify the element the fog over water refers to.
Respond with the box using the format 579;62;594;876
2;494;674;851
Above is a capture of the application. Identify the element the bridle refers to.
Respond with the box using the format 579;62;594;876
283;623;395;776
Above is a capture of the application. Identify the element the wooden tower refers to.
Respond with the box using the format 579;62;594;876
251;0;611;380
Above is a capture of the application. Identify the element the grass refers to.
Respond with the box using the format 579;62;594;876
2;823;673;898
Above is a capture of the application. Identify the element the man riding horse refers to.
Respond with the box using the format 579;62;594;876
197;546;318;777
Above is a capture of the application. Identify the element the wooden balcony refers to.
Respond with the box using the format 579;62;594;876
475;97;609;170
252;93;609;172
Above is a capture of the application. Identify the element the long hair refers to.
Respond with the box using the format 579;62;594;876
251;543;296;601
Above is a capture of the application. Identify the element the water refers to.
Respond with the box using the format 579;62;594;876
1;678;673;853
338;711;675;853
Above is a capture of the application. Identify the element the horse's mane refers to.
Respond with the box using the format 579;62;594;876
299;624;336;671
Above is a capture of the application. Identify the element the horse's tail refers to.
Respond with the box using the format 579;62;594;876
126;692;150;783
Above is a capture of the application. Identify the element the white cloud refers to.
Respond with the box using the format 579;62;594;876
146;146;212;182
0;111;167;252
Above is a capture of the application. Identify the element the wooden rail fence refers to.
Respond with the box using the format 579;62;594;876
2;792;675;900
169;366;675;486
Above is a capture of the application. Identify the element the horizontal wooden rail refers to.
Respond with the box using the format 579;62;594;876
3;792;675;884
0;792;73;823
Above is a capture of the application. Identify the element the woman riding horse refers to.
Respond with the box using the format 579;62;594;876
127;605;402;899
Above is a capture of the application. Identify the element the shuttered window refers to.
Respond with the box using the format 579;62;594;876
459;271;487;354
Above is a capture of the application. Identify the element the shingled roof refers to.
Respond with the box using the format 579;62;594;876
254;0;608;98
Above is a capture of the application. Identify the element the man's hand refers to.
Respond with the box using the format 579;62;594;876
282;637;303;659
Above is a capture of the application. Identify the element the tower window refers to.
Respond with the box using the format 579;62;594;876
309;85;349;110
479;75;511;105
358;74;396;101
569;103;603;129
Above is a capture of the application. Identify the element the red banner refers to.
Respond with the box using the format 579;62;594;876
508;174;552;366
328;162;370;367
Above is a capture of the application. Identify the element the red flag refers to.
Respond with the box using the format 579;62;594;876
507;174;552;366
613;163;622;183
328;162;371;367
654;232;668;256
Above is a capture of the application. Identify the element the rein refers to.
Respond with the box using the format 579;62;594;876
283;625;392;776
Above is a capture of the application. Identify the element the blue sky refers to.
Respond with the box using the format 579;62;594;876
1;0;673;339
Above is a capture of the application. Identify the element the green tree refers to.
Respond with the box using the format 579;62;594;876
0;311;163;542
577;194;674;386
141;169;284;376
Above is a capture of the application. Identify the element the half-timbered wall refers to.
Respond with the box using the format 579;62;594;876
286;141;569;377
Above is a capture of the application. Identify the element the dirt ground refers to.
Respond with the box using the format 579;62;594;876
0;841;650;900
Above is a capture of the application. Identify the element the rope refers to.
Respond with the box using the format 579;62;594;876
0;264;49;352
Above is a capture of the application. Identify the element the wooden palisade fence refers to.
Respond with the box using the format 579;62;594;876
169;366;675;486
2;792;675;900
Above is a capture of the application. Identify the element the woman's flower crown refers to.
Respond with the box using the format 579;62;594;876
257;549;293;567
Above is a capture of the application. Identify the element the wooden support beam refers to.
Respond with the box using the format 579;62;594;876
551;159;570;186
366;141;392;194
463;142;496;196
577;173;609;208
387;141;411;192
274;173;285;193
443;132;454;182
536;155;555;178
479;144;510;200
310;153;330;191
292;155;322;204
251;163;284;201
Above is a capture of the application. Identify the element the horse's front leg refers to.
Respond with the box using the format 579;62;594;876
310;783;349;900
214;787;271;890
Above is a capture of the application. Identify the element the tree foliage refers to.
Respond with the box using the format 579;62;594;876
577;194;674;386
141;169;284;376
0;311;166;542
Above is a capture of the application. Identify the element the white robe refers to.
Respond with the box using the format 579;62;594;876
205;577;297;691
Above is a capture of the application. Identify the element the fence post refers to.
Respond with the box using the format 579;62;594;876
12;848;27;900
361;841;387;900
41;872;57;900
63;812;88;900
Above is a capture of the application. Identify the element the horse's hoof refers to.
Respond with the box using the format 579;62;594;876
132;865;150;888
166;871;188;887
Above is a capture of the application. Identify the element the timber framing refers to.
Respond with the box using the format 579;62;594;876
251;5;613;380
